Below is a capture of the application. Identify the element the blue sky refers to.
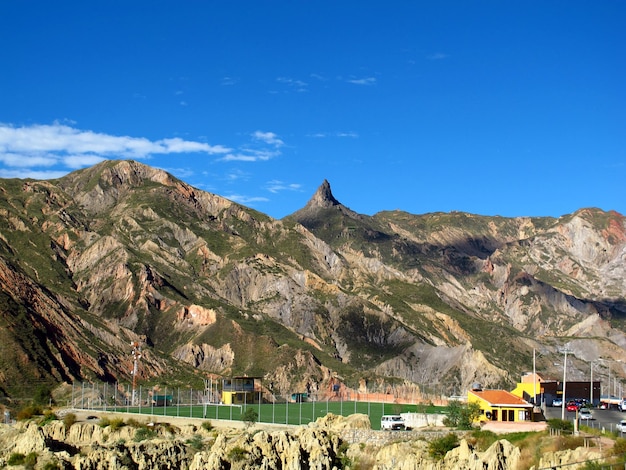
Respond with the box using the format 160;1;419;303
1;1;624;219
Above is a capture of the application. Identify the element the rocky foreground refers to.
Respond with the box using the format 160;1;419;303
0;412;607;469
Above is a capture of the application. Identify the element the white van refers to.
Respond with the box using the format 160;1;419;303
381;415;406;431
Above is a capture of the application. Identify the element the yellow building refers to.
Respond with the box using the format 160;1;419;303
510;373;543;404
221;377;260;405
468;389;533;423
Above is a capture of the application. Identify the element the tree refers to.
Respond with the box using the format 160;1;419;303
241;408;258;428
443;400;482;430
33;384;53;406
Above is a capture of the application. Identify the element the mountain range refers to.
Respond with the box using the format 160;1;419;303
1;160;625;400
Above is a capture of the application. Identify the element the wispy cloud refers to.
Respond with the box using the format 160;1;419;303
0;123;229;158
346;77;377;85
252;131;284;147
0;122;232;179
224;169;251;181
225;194;270;205
276;76;308;92
221;76;239;86
265;180;302;193
308;131;359;138
427;52;449;60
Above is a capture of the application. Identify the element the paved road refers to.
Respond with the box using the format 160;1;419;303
543;404;626;434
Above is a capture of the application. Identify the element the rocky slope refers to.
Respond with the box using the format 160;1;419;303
0;413;608;470
0;160;625;400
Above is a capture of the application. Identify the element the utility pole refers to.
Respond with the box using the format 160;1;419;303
131;342;142;406
561;347;569;420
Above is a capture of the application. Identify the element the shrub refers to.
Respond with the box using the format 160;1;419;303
337;441;352;468
63;413;77;429
201;420;213;431
468;429;498;451
8;452;26;465
241;408;258;428
134;426;157;442
126;417;142;428
16;404;43;420
98;417;111;427
443;401;481;430
428;433;459;460
227;446;248;462
7;452;37;468
109;417;126;430
39;410;58;426
547;418;574;433
33;385;53;406
186;434;205;451
612;437;626;457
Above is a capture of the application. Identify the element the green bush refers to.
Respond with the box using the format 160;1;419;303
134;426;157;442
227;446;248;462
33;385;53;406
201;420;213;431
428;433;459;460
98;417;111;427
443;401;481;430
126;417;142;428
241;408;258;428
16;404;43;420
186;434;205;451
612;437;626;457
39;410;58;426
109;417;126;430
7;452;26;465
63;413;77;429
7;452;37;468
547;418;574;432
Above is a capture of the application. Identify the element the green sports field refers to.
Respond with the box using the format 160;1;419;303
98;400;443;430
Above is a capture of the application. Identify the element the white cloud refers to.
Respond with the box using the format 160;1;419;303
220;151;274;162
0;168;69;179
265;180;302;193
347;77;377;85
252;131;284;147
221;76;238;86
63;154;107;169
0;123;231;158
0;152;58;167
0;123;233;176
225;194;270;204
427;52;449;60
308;131;358;139
276;76;308;92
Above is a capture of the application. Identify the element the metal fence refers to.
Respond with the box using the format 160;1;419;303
68;381;440;429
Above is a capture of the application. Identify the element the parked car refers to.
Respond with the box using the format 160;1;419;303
552;398;563;407
617;420;626;432
579;409;594;420
566;401;579;412
381;415;406;431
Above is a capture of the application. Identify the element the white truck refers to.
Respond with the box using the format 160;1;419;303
620;400;626;412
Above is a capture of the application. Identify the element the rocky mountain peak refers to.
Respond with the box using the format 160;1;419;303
307;179;341;209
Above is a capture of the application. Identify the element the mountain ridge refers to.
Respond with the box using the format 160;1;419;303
0;159;625;401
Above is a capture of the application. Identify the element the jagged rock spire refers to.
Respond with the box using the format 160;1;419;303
307;180;341;209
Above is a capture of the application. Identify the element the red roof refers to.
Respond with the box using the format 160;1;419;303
470;390;531;407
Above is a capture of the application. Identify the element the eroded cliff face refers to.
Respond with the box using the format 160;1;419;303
0;414;605;470
1;160;625;398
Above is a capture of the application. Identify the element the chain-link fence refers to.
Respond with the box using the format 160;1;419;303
68;381;446;430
